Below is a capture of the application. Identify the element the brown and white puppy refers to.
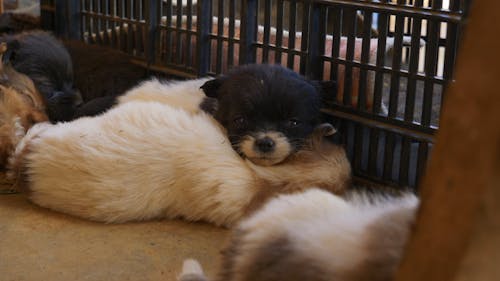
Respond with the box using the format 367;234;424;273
0;42;47;170
8;73;350;226
0;31;83;122
178;188;419;281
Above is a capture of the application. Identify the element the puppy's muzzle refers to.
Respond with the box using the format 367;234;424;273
240;132;292;166
255;136;275;153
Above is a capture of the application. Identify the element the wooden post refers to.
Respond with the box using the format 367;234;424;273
394;0;500;280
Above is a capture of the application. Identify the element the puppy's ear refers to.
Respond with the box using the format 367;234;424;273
314;123;337;137
310;122;337;148
200;77;224;98
199;97;219;116
311;80;337;104
1;39;20;64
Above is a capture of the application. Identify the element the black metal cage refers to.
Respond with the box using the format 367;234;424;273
42;0;471;189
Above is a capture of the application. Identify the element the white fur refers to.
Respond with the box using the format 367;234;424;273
118;78;211;115
21;101;255;225
12;78;350;226
178;259;207;281
237;189;418;279
278;190;418;279
180;189;419;281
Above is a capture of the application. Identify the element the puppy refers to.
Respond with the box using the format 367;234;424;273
0;42;47;170
201;64;331;166
63;40;148;104
0;31;83;122
8;71;350;226
179;188;419;281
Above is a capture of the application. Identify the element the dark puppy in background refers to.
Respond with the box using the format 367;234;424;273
0;16;146;120
201;64;334;166
63;40;149;118
0;31;82;122
8;63;350;225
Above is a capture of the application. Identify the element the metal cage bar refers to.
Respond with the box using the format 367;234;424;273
44;0;471;189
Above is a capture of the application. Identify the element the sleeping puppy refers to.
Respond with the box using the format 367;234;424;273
178;188;419;281
63;40;148;103
8;71;350;226
0;31;83;122
0;42;48;170
201;64;331;166
63;39;150;119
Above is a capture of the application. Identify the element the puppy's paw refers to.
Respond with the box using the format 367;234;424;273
177;259;208;281
12;116;26;142
0;116;25;174
6;122;51;186
15;122;51;153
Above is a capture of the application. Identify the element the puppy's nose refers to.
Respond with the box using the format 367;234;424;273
255;137;275;153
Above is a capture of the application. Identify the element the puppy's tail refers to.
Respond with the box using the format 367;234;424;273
177;259;209;281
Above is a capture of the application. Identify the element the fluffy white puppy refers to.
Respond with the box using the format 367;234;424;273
179;188;419;281
8;78;351;226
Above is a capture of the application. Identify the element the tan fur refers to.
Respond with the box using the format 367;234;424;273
180;189;419;281
239;131;292;166
245;138;350;213
8;78;350;226
0;43;48;169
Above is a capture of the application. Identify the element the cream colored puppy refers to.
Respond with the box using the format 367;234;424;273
118;78;212;114
179;188;419;281
9;78;350;226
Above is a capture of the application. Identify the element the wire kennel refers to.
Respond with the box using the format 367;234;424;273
41;0;471;189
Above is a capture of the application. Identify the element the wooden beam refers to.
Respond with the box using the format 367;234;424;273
394;1;500;280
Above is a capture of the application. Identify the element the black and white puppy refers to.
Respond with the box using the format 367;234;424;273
201;64;333;166
179;188;419;281
7;74;350;225
0;31;82;122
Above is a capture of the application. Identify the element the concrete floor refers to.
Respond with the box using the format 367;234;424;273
2;175;499;281
0;179;229;281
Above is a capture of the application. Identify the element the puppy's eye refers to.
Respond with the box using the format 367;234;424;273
233;116;246;126
288;118;301;127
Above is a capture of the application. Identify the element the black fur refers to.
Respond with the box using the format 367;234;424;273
63;40;148;102
199;96;219;116
62;40;149;119
73;95;118;118
201;64;336;162
0;13;40;34
0;31;82;122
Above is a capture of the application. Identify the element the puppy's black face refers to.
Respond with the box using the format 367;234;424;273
202;64;329;166
1;31;83;122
